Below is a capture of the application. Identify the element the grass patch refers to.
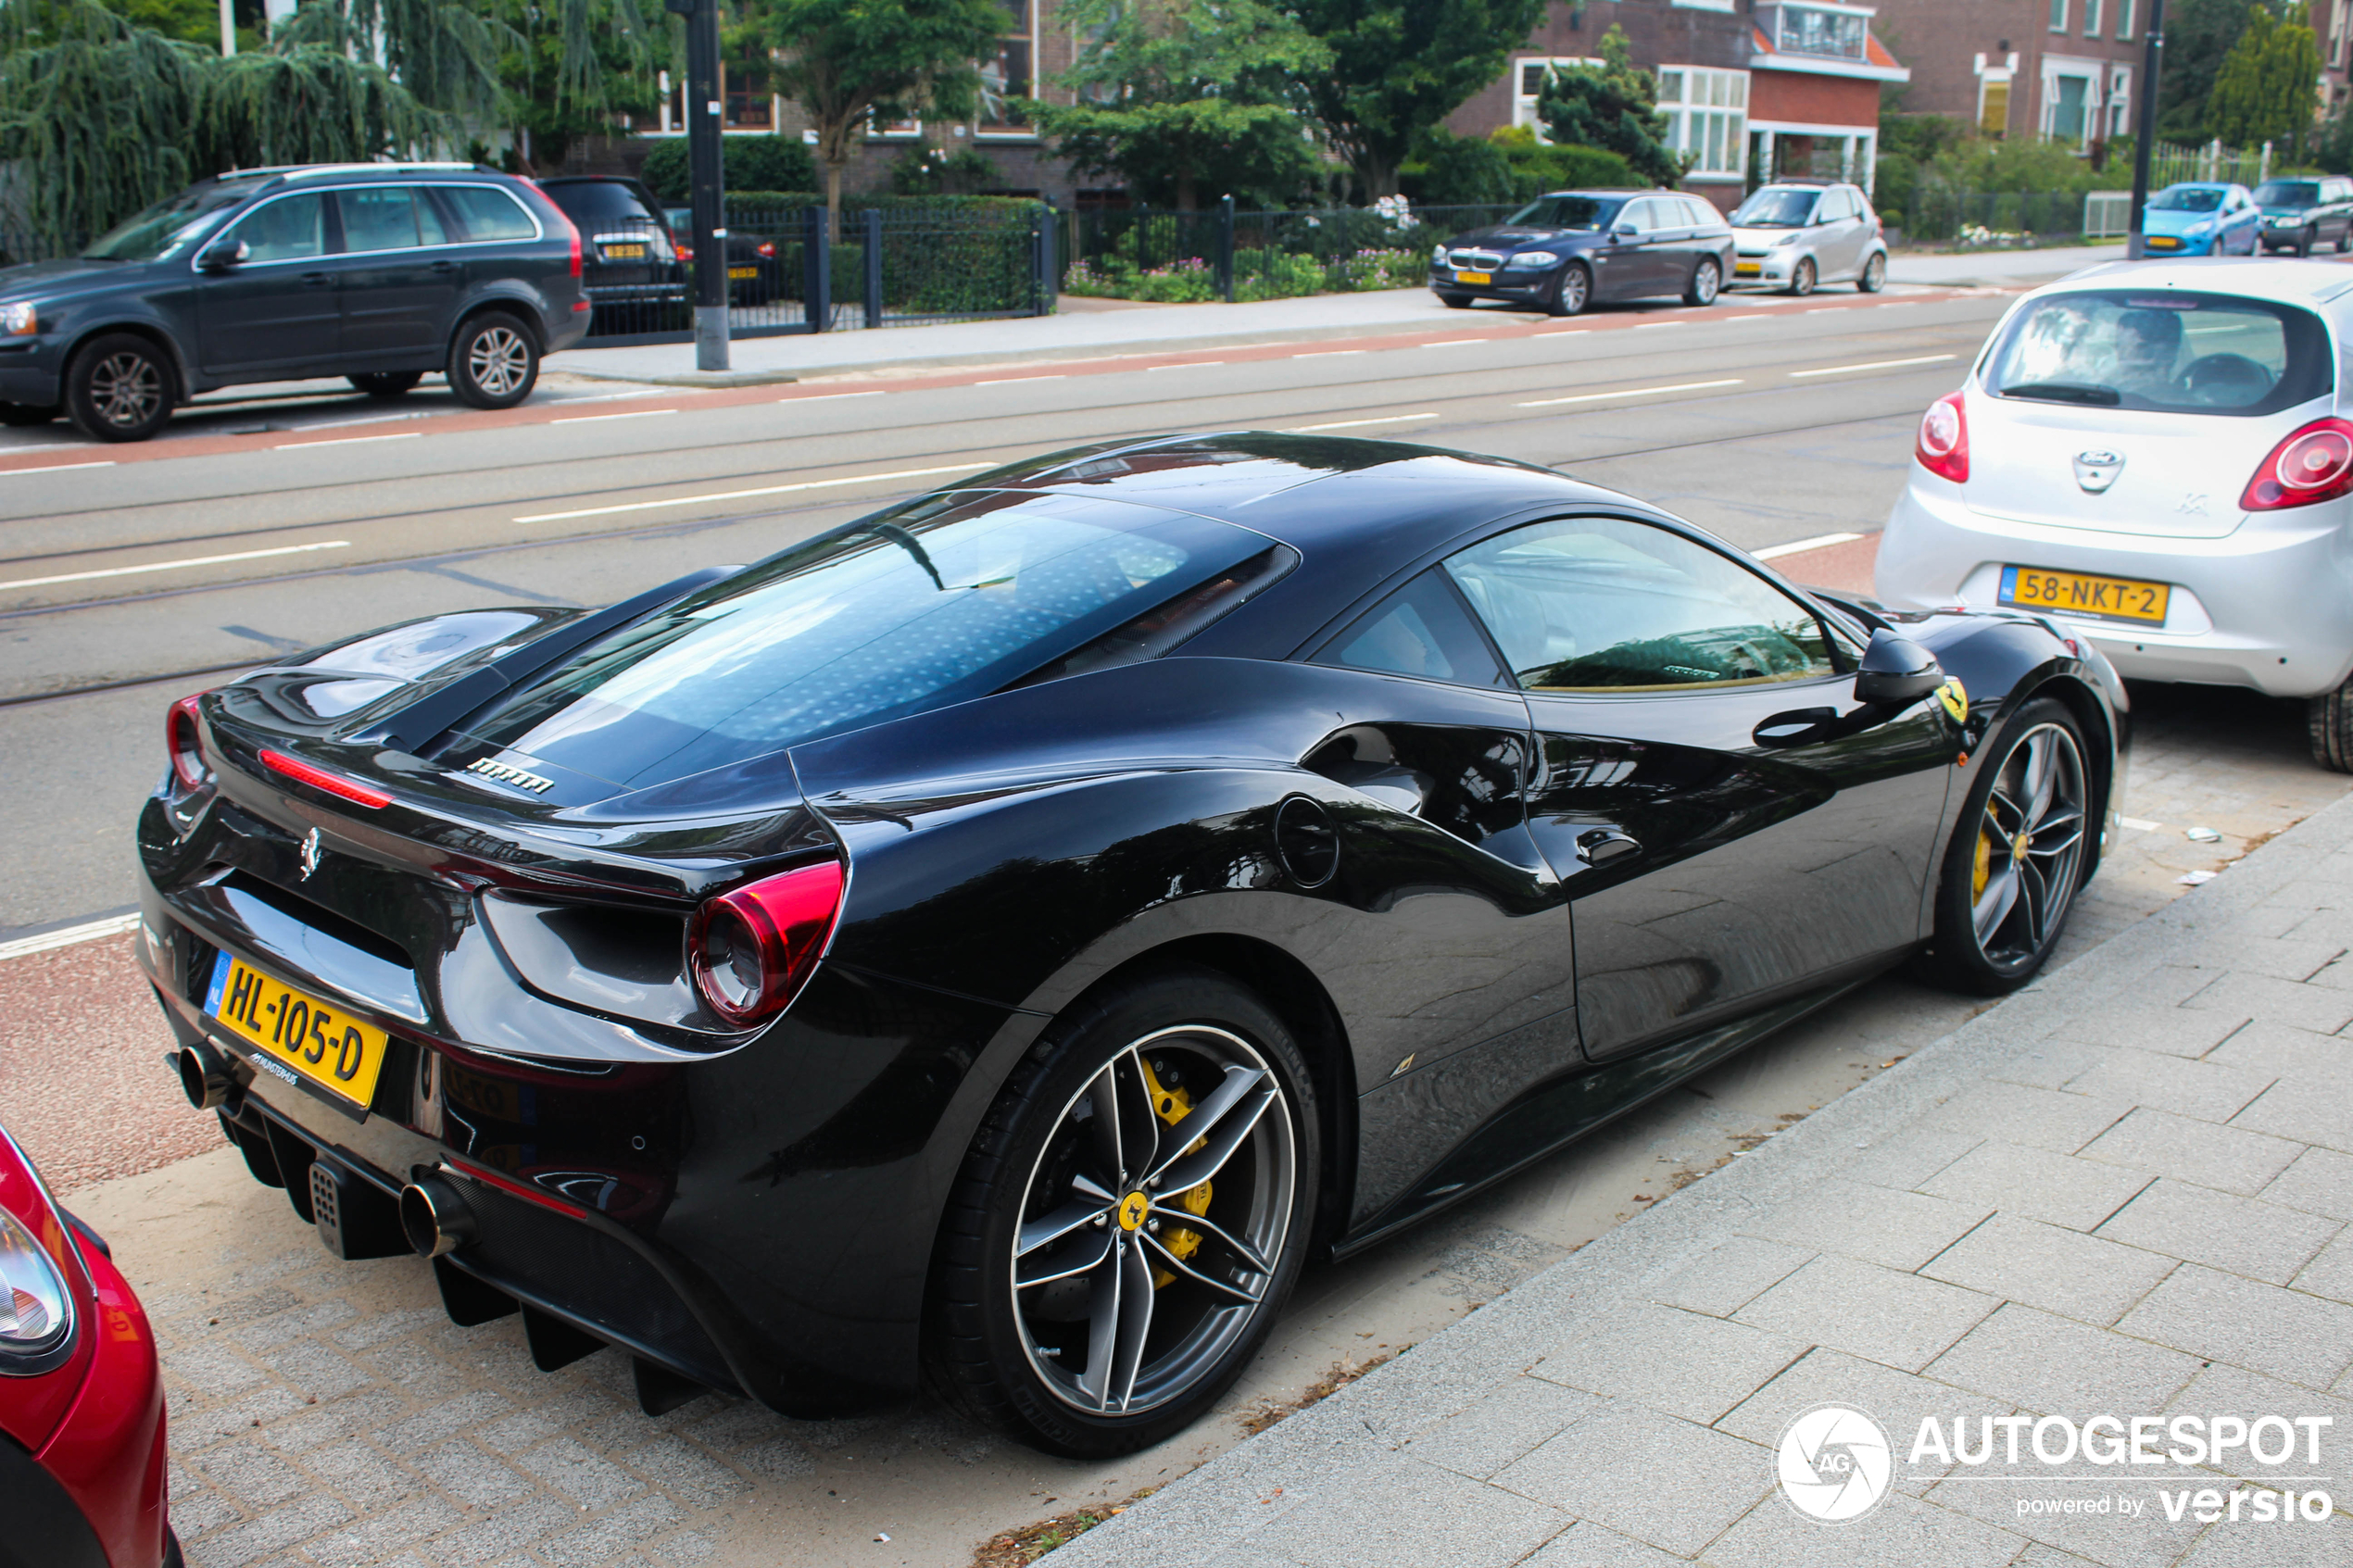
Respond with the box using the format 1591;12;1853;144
972;1488;1155;1567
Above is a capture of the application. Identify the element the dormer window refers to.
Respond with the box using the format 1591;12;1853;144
1773;5;1869;61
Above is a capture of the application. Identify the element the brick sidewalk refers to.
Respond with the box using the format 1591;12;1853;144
1055;795;2353;1568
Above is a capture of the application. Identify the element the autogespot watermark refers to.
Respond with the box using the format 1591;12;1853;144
1774;1408;2338;1528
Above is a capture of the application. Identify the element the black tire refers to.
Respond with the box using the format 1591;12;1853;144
1437;293;1474;308
62;332;173;443
1546;262;1592;317
1683;257;1721;307
1787;257;1818;297
2309;678;2353;772
1917;697;2094;995
2336;227;2349;254
925;966;1320;1459
2297;232;2315;258
1857;252;1887;293
0;402;58;426
447;312;538;409
349;371;422;399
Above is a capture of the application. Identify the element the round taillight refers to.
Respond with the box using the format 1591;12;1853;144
687;860;846;1028
1919;400;1961;457
167;694;209;792
2276;428;2353;492
694;902;768;1022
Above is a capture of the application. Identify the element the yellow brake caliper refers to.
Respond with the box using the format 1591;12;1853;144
1973;821;1994;900
1139;1058;1214;1288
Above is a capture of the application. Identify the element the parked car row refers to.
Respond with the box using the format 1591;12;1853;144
1428;179;1888;314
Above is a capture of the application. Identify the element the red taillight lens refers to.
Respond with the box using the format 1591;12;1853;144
1916;391;1969;483
756;241;775;258
687;860;845;1027
675;244;693;262
2241;416;2353;511
259;748;392;809
167;694;210;792
556;209;583;278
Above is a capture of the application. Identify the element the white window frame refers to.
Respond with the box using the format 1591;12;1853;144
1512;56;1598;135
1671;0;1735;9
2082;0;2101;36
2041;56;2104;149
2108;64;2132;139
977;0;1042;142
2049;0;2069;32
1658;65;1749;179
2115;0;2134;39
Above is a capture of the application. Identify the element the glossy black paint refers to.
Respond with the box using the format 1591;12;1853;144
132;432;2122;1414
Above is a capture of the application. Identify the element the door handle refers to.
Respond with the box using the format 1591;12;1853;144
429;260;457;274
1574;828;1642;866
299;271;333;286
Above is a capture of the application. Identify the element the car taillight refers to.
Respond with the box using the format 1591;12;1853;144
687;860;845;1027
166;693;210;792
0;1133;80;1374
1916;391;1969;483
259;748;392;809
675;244;694;262
2240;416;2353;511
556;209;582;278
756;241;775;258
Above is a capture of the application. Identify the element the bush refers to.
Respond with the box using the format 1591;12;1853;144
640;135;817;201
890;145;1000;195
1403;129;1516;205
1486;127;1640;198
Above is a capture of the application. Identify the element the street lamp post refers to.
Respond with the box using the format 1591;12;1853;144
665;0;729;370
2127;0;2167;261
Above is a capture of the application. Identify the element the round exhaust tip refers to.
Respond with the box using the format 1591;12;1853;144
399;1176;475;1259
177;1045;232;1110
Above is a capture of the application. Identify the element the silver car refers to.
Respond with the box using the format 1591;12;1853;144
1875;259;2353;770
1728;181;1889;295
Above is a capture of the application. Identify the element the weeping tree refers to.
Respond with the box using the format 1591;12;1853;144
487;0;664;173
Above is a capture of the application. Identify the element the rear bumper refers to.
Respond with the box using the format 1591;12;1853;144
1877;479;2353;697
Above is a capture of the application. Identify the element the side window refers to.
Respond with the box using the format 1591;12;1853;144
226;194;328;263
337;187;432;253
1819;189;1852;222
1617;199;1653;232
1443;517;1839;694
438;186;539;244
1313;569;1508;688
1683;198;1718;227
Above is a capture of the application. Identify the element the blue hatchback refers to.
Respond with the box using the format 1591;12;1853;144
2140;182;2262;257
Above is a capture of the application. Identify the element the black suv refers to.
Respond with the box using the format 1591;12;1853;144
2253;176;2353;257
0;163;588;442
1429;188;1735;316
537;177;688;332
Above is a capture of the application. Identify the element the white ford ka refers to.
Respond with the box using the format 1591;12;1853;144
1875;259;2353;770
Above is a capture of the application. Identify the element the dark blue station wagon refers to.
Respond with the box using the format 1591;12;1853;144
0;163;590;442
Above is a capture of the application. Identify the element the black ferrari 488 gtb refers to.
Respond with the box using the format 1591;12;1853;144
135;433;2124;1457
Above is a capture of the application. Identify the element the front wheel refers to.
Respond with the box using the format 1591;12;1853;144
1683;257;1721;307
447;313;538;409
2299;231;2316;257
926;968;1318;1459
1787;257;1818;296
1436;292;1474;309
1857;252;1887;293
1546;262;1591;317
1917;699;2094;995
63;333;173;442
2310;677;2353;772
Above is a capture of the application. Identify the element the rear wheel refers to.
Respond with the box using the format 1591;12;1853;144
1546;262;1591;317
2310;678;2353;772
2297;231;2316;257
1683;257;1721;307
926;968;1317;1459
1918;698;2093;995
1857;252;1887;293
63;332;173;442
447;312;538;409
1787;257;1817;296
349;371;422;399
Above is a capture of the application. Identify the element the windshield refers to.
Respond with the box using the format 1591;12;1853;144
82;182;258;261
542;182;661;225
1985;290;2332;417
2253;182;2320;207
1731;189;1819;227
459;492;1269;788
1504;195;1617;231
2151;187;2225;212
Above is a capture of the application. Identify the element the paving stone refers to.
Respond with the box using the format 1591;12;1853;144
2170;1500;2353;1564
533;1494;688;1568
1244;1451;1566;1568
306;1439;425;1512
620;1435;751;1508
171;1343;270;1399
1836;1128;1982;1193
2292;1230;2353;1305
256;1338;371;1400
2116;1264;2353;1387
1534;1308;1806;1424
2058;1047;2277;1123
733;1439;814;1480
187;1493;353;1568
1923;1304;2202;1414
1403;1377;1601;1481
1651;1236;1815;1319
333;1308;448;1352
1921;1214;2177;1326
236;1299;361;1352
2095;1179;2342;1285
1491;1401;1770;1557
197;1442;309;1508
413;1441;535;1510
1916;1082;2132;1156
651;1532;716;1566
1741;1180;1993;1273
170;1483;243;1537
1920;1142;2154;1233
2049;1003;2251;1060
173;1387;311;1446
2231;1077;2353;1157
378;1391;514;1457
1716;1346;2012;1496
411;1494;577;1565
1734;1254;1997;1373
1516;1519;1690;1566
1923;1469;2208;1568
2258;1146;2353;1222
1994;1039;2117;1093
2204;1021;2353;1088
1702;1486;2021;1568
2078;1109;2304;1196
302;1497;467;1568
2181;972;2353;1036
2164;1360;2353;1437
359;1342;468;1401
2179;935;2347;983
262;1390;406;1455
518;1437;648;1510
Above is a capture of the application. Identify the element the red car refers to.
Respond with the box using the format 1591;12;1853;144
0;1123;172;1568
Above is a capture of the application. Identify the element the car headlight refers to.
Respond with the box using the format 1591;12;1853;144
2188;220;2213;235
1504;251;1559;270
1770;232;1803;247
0;302;34;337
1432;245;1449;265
0;1206;74;1372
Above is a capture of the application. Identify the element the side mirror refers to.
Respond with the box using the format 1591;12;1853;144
199;238;248;271
1853;629;1944;706
1612;221;1636;237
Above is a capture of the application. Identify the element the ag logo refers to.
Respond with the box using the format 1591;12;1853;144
1776;1404;1892;1524
1935;676;1969;725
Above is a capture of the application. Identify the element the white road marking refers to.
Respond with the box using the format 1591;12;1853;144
1292;349;1367;358
1517;379;1743;408
1789;354;1958;378
783;390;887;402
1147;360;1223;370
0;913;142;963
0;460;117;477
1283;413;1437;432
273;432;422;450
514;463;991;523
1633;320;1687;329
1754;531;1865;560
976;375;1066;384
0;539;353;593
551;408;680;423
1419;339;1485;347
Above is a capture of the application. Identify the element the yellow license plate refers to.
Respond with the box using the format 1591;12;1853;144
728;265;759;279
1734;262;1762;275
205;955;389;1111
1454;270;1491;284
1999;565;2171;625
602;244;648;259
2145;237;2180;250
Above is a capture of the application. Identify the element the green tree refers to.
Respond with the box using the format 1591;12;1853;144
482;0;661;171
2205;3;2322;157
758;0;1007;233
2158;0;2258;142
1533;23;1680;187
1026;0;1328;210
1287;0;1550;199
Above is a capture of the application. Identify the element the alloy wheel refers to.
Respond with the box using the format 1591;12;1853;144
1554;266;1589;316
89;352;163;430
1790;257;1817;296
1010;1025;1294;1417
1691;259;1720;305
1968;722;2088;967
467;328;530;397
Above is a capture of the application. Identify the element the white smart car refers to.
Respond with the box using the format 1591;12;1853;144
1876;259;2353;770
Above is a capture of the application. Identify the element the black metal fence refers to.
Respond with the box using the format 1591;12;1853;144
1061;200;1520;303
1896;189;2099;248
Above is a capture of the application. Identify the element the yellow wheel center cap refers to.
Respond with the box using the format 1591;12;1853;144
2013;833;2031;859
1117;1191;1150;1232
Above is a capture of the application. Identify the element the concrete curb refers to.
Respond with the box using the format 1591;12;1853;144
1051;789;2353;1565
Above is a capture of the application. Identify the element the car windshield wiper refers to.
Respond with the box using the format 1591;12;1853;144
2000;382;2122;407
